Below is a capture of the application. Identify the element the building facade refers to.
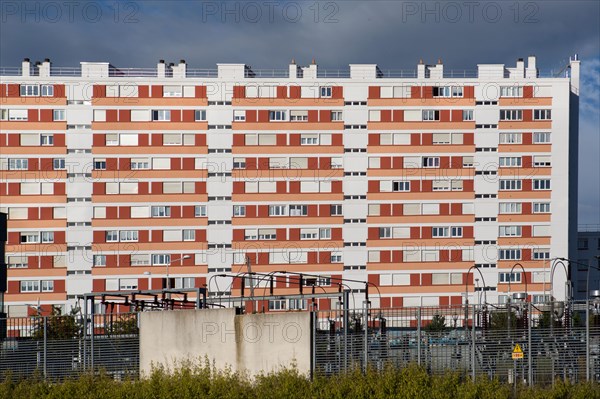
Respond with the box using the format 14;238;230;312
0;56;580;316
575;226;600;300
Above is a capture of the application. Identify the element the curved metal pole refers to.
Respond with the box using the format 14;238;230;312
550;259;569;300
508;262;528;301
465;265;488;305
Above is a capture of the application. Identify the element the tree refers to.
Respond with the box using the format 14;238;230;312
426;314;447;333
32;305;81;339
489;311;516;330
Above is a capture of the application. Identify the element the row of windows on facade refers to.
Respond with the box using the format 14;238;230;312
91;252;342;267
1;131;551;150
3;108;549;124
103;229;197;243
14;84;531;100
0;153;552;173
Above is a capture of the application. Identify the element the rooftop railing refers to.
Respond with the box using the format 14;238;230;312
0;65;565;79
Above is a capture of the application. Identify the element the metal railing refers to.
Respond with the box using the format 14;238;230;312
0;65;565;79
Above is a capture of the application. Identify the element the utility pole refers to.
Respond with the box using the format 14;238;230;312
246;256;255;313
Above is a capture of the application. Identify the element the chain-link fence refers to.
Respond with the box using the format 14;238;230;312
0;313;139;380
313;300;600;386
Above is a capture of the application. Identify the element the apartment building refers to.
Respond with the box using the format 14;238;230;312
574;226;600;300
0;55;580;316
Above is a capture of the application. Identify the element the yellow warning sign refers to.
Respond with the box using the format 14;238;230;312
512;344;524;360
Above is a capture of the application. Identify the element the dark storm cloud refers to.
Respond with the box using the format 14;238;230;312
1;0;599;223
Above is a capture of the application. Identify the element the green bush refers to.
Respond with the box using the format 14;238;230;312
1;362;599;399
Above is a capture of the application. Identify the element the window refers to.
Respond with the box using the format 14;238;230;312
432;227;449;237
422;157;440;168
106;231;118;242
331;204;342;216
269;205;286;216
319;228;331;239
392;181;410;192
533;202;550;213
422;110;439;121
432;133;451;144
40;134;54;146
290;110;308;121
152;110;171;121
379;227;392;239
53;158;65;170
320;87;332;98
499;203;522;214
499;272;521;283
269;110;287;121
8;159;28;170
195;205;207;217
432;180;450;191
163;85;182;97
331;111;343;121
289;205;307;216
433;86;462;97
163;134;181;146
269;299;286;311
451;227;463;237
533;249;550;260
183;229;195;241
105;134;119;146
500;133;522;144
533;132;551;143
9;109;28;121
500;86;523;97
533;179;551;190
131;158;149;170
233;158;246;169
233;205;246;217
533;109;551;120
53;109;66;121
499;179;522;191
300;135;318;145
499;249;521;260
233;110;245;121
577;238;588;250
151;206;171;217
20;281;40;292
41;231;54;243
499;226;522;237
152;254;171;265
93;255;106;267
499;157;522;167
20;84;39;96
20;233;40;244
41;280;54;292
41;84;54;97
175;277;195;289
300;229;318;240
195;110;206;121
500;110;522;121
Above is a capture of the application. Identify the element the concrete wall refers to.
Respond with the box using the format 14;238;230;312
139;309;311;377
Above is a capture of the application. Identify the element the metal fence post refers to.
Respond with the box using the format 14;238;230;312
471;304;476;381
586;299;590;381
343;290;349;372
417;308;421;366
528;302;532;386
363;302;369;373
43;316;47;379
311;308;317;380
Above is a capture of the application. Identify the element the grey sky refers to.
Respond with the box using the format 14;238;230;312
1;0;599;224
